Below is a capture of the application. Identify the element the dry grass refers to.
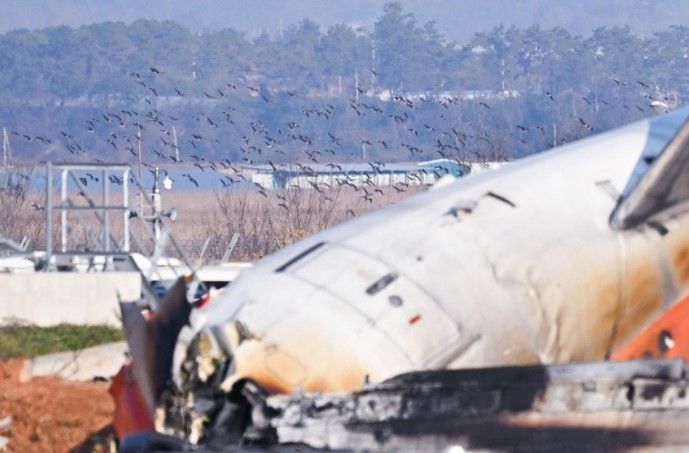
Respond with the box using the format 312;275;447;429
0;168;426;263
175;183;425;261
0;170;46;251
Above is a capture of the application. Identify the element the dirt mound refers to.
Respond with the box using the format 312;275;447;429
0;358;115;452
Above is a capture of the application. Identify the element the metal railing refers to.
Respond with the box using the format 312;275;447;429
44;162;205;308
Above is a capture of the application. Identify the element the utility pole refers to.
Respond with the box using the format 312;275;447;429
142;167;176;243
150;168;162;240
371;39;376;95
136;124;143;182
137;123;144;213
2;127;10;171
172;125;180;163
354;69;359;102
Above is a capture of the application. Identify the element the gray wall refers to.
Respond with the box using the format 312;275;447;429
0;272;141;326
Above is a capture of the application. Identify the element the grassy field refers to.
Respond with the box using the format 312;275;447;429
188;183;427;261
0;324;125;359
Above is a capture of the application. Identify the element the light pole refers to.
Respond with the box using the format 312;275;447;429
140;167;176;242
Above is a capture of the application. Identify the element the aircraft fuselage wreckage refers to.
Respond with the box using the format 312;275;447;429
112;108;689;452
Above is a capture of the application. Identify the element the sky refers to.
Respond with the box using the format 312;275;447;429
2;0;688;44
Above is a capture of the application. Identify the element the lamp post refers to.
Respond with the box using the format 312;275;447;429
141;167;176;242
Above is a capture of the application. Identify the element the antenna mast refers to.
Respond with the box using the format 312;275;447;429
136;124;143;182
172;125;179;163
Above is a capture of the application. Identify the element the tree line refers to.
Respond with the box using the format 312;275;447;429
0;1;688;165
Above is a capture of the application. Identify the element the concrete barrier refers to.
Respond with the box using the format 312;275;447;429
0;272;141;327
25;341;128;381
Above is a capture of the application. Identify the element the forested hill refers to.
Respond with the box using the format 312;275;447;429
3;0;689;44
1;2;688;168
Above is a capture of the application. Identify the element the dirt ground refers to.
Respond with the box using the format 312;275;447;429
0;359;115;453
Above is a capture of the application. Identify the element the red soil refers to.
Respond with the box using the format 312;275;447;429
0;359;115;453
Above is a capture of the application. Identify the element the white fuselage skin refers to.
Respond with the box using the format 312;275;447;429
198;112;689;394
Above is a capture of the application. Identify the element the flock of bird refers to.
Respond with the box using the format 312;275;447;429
10;67;666;214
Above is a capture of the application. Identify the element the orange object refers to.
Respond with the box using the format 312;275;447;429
613;293;689;361
109;363;156;440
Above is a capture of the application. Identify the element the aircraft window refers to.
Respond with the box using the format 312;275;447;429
275;242;326;273
366;272;398;295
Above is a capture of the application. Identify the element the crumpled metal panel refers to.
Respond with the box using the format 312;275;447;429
614;291;689;362
257;359;689;452
611;107;689;229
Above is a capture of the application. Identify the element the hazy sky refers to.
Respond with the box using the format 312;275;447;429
1;0;685;44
